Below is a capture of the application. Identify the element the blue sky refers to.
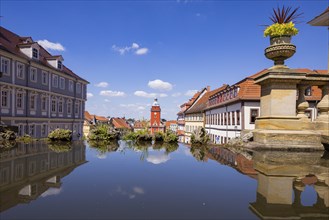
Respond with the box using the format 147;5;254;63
1;0;327;120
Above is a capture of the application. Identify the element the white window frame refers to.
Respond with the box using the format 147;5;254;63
30;67;37;82
69;80;74;92
58;60;62;69
67;99;72;115
32;48;39;59
29;93;37;110
16;92;24;109
52;74;58;88
1;57;10;76
76;83;81;94
29;124;35;136
59;77;65;90
41;96;48;111
1;89;10;108
51;98;57;113
41;124;47;136
42;71;48;85
58;98;64;114
75;102;79;115
17;62;25;79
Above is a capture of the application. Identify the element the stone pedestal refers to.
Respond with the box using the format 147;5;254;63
252;69;325;149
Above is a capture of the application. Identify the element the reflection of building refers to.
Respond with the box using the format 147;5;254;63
249;151;329;219
0;142;87;212
149;98;165;134
208;147;257;177
0;27;89;139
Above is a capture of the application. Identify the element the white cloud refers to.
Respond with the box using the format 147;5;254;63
148;79;173;91
146;154;170;165
135;48;149;55
172;92;182;97
138;106;146;110
112;42;148;55
104;99;111;103
87;93;94;98
185;89;198;96
41;188;62;198
132;43;139;49
134;91;157;98
37;39;65;51
134;91;168;98
100;90;126;97
133;187;145;194
95;82;109;88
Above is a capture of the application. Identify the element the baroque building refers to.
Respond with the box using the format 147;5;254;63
0;27;88;139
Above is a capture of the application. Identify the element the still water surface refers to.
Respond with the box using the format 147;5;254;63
0;141;328;219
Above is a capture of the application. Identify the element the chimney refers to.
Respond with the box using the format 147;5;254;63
207;86;211;91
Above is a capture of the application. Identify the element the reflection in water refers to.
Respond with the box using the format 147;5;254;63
190;145;210;162
88;140;119;159
0;141;87;212
249;150;329;220
1;141;328;219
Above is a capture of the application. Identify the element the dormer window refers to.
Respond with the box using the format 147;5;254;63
32;48;39;59
58;60;62;69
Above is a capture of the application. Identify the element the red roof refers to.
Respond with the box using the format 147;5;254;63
0;26;88;83
112;118;131;129
84;111;93;121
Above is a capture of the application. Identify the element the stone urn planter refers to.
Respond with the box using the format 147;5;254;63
265;35;296;67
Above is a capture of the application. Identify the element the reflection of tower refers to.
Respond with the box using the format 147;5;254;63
150;98;161;134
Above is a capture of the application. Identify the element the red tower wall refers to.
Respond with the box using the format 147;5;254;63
150;106;161;134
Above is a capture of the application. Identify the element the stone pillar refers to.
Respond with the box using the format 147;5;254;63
257;173;295;205
296;85;309;121
316;84;329;122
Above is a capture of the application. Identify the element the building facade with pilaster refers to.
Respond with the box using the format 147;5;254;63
0;27;88;139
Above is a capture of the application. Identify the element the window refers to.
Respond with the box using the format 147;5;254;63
41;124;47;136
58;98;64;113
75;102;79;115
1;90;9;108
52;75;58;88
224;112;227;125
236;110;240;125
51;98;57;113
30;67;37;82
232;111;235;125
42;71;48;85
76;83;81;93
29;124;35;136
16;92;24;109
67;100;72;115
228;112;231;125
58;60;62;69
30;94;37;110
305;86;312;96
41;96;47;111
1;57;10;75
69;80;74;92
17;62;25;79
250;109;259;124
32;48;39;59
59;77;65;89
18;125;24;136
